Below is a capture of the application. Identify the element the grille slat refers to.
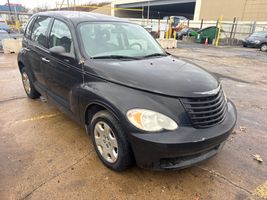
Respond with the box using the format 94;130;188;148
187;101;225;115
191;104;226;120
186;95;224;110
181;88;227;128
183;90;222;105
192;107;226;125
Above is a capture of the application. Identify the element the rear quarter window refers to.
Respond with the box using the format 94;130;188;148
24;17;36;39
31;16;52;48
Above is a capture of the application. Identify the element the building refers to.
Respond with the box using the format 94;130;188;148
0;3;28;22
112;0;267;21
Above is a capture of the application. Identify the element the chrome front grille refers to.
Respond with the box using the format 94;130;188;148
180;88;227;128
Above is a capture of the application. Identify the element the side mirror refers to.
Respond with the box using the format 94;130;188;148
49;46;66;55
49;46;74;60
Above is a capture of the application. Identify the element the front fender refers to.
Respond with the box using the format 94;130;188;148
79;81;188;134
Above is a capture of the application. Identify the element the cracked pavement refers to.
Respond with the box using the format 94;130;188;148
0;45;266;200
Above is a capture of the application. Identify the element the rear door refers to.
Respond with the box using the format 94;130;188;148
27;16;52;91
21;17;36;81
42;18;82;111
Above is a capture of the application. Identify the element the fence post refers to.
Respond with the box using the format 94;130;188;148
215;16;223;47
232;18;238;45
250;21;256;34
229;17;237;45
200;19;203;29
252;21;256;33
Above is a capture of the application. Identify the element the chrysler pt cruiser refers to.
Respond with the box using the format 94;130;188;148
18;11;237;171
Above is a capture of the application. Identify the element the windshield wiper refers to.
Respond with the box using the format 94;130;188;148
92;55;140;60
143;53;168;58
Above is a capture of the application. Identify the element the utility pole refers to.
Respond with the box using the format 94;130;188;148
147;0;150;25
7;0;13;23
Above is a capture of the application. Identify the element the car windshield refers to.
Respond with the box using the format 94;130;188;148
79;22;166;58
251;32;267;37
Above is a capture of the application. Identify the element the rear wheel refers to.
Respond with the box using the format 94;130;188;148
90;110;134;171
21;68;40;99
260;44;267;52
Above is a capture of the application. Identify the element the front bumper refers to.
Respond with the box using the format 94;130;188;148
128;101;237;170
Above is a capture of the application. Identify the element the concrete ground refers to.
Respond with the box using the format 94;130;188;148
0;45;267;200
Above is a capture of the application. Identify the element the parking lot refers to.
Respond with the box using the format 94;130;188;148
0;44;267;200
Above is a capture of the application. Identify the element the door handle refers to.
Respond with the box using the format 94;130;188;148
24;47;30;52
41;57;50;63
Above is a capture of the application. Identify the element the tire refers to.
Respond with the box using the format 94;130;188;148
21;67;40;99
260;44;267;52
243;43;247;47
90;110;134;171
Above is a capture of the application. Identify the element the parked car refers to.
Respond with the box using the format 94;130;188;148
242;32;267;52
176;27;199;40
0;30;10;49
18;11;237;171
0;22;11;33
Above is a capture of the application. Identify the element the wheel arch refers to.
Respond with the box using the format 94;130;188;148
18;61;24;73
260;42;267;51
84;100;121;134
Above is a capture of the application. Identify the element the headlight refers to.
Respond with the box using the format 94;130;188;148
127;109;178;132
255;40;261;44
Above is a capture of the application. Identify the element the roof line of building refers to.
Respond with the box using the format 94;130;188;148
115;0;196;8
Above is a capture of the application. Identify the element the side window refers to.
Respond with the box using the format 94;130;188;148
31;16;51;48
24;17;35;39
49;19;73;54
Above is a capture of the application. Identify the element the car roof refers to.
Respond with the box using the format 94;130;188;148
34;11;126;25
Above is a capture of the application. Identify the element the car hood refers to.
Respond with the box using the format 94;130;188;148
84;56;219;97
246;36;264;41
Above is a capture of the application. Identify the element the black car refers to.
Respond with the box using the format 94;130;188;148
176;27;199;40
242;32;267;52
18;11;237;171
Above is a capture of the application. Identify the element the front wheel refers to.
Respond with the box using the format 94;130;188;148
21;68;40;99
260;44;267;52
90;110;134;171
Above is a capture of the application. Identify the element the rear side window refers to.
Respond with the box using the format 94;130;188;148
24;17;35;39
31;16;51;48
49;19;73;53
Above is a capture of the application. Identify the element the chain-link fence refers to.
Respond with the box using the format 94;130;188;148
128;18;267;46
